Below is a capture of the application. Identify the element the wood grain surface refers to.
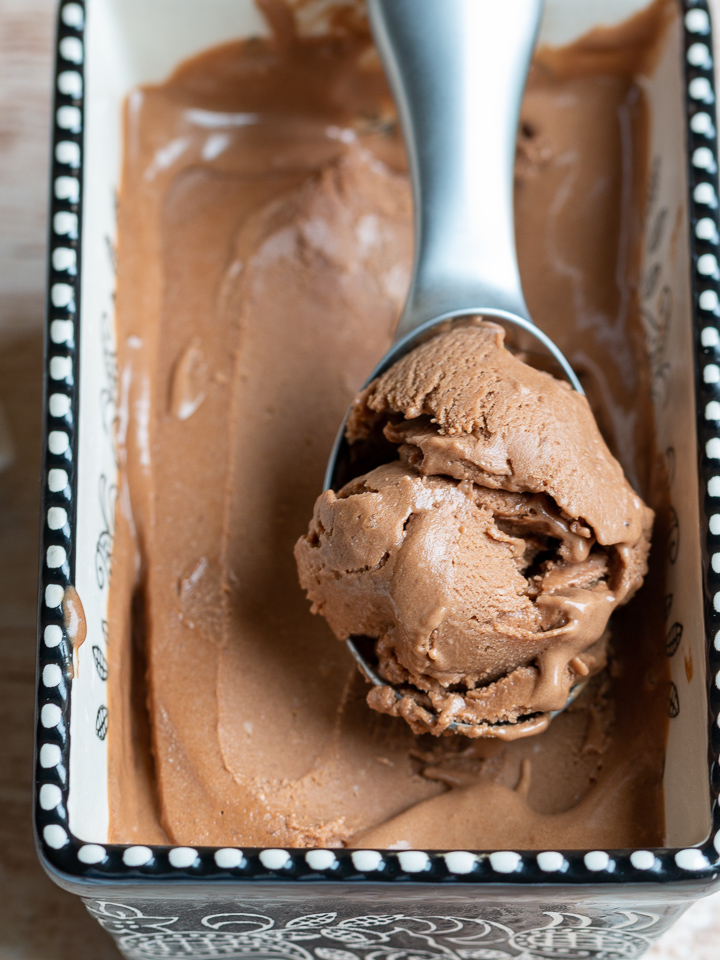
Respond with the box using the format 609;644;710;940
0;2;718;957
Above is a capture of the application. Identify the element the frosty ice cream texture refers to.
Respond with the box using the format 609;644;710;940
107;0;670;847
296;323;653;736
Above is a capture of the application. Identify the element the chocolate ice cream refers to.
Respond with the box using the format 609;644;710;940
106;0;672;849
296;323;653;736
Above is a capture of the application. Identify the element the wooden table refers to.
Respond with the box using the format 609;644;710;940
0;2;718;956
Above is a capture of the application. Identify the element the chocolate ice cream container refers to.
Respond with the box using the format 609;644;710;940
35;0;720;957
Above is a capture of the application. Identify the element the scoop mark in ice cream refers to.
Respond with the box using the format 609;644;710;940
170;340;207;421
296;323;653;736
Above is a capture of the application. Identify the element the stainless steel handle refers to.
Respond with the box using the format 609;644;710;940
368;0;543;341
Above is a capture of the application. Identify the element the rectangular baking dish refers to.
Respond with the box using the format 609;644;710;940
36;1;720;957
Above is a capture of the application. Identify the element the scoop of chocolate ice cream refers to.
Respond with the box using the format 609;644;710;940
295;322;653;737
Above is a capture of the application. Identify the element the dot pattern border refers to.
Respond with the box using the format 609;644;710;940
34;0;720;889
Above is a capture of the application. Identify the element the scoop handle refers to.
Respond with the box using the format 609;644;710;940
368;0;543;341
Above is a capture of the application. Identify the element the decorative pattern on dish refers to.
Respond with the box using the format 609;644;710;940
83;903;665;960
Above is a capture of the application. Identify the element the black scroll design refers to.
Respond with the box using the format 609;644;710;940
666;622;684;657
92;645;108;682
94;473;117;590
668;682;680;719
641;285;673;409
668;506;680;564
641;155;673;409
663;592;674;620
95;705;108;740
99;308;118;464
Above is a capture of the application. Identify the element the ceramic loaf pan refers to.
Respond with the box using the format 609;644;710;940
35;1;720;957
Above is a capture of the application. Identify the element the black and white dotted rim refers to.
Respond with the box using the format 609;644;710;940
34;0;720;889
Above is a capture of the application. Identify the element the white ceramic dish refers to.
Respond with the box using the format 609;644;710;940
36;2;720;957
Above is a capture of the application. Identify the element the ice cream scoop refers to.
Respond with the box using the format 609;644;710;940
301;323;653;738
316;0;648;737
320;0;595;730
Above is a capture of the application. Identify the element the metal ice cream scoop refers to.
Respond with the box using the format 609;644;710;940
324;0;586;735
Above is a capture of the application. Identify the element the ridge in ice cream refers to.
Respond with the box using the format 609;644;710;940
295;323;653;737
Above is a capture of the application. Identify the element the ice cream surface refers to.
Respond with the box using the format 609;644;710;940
107;0;672;849
296;323;653;736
